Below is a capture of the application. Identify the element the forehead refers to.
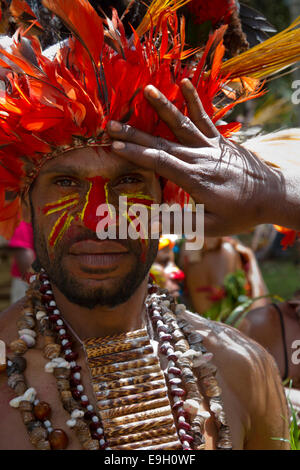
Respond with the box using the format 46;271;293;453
37;145;150;180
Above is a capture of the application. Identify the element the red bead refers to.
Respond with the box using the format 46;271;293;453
168;366;181;375
71;365;81;373
39;274;49;281
91;432;100;440
54;324;65;331
72;389;82;400
46;305;56;313
70;378;81;387
49;429;69;450
84;411;94;421
171;388;186;397
65;352;78;362
60;334;71;342
167;352;178;362
39;284;50;293
172;400;184;410
178;421;191;431
89;421;100;431
62;341;73;350
49;314;61;323
180;433;194;444
160;333;172;342
42;294;54;303
177;409;188;419
33;401;51;421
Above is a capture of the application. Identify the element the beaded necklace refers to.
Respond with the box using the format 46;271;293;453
6;271;232;450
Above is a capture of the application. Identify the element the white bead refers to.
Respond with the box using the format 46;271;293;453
34;399;40;406
81;395;88;401
92;416;99;423
36;311;46;321
44;420;51;428
66;419;76;428
49;300;56;306
87;405;94;411
56;319;64;326
178;416;185;423
73;372;80;380
70;361;77;368
65;349;72;355
46;290;53;295
53;309;60;315
77;385;84;392
62;339;68;346
96;428;103;435
18;329;37;338
183;399;201;416
99;439;105;446
47;427;53;434
29;275;37;283
59;329;66;335
20;334;36;348
71;409;84;419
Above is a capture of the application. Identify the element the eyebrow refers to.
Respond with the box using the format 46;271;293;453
39;164;154;178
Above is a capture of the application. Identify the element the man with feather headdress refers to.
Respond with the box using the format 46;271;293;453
0;0;298;450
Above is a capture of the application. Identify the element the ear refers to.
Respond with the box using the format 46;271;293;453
21;192;32;224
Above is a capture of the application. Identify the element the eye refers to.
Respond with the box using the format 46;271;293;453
116;175;143;185
55;177;78;187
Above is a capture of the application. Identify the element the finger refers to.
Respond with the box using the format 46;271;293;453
111;140;193;188
144;84;208;147
180;79;219;139
107;121;208;163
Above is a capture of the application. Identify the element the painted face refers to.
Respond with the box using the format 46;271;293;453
28;146;161;308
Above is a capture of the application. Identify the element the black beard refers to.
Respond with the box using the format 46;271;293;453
30;201;158;309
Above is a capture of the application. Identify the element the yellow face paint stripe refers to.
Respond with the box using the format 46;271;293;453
79;181;92;222
45;198;80;216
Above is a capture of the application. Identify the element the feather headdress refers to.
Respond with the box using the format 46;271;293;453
0;0;264;239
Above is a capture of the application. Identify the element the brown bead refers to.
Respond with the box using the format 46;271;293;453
15;381;27;395
56;378;70;391
9;339;27;355
21;411;35;425
82;439;99;450
7;372;25;390
33;401;51;421
49;429;69;450
36;440;51;450
17;316;35;330
29;425;48;447
19;400;33;412
53;367;71;380
43;343;61;360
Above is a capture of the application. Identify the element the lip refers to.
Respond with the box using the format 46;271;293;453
69;240;129;255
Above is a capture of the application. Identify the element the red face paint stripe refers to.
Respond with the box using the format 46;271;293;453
48;211;69;247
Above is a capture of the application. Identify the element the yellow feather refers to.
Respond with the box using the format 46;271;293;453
220;16;300;79
136;0;191;37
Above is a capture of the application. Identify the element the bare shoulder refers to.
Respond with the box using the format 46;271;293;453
181;309;290;448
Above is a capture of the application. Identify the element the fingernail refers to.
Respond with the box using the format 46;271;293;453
109;121;122;132
146;85;159;99
112;141;125;150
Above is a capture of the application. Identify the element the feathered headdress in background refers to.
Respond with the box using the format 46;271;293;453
0;0;299;242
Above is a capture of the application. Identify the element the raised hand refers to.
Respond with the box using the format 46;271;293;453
107;79;293;236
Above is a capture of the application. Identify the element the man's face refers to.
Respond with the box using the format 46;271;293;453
28;146;161;308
